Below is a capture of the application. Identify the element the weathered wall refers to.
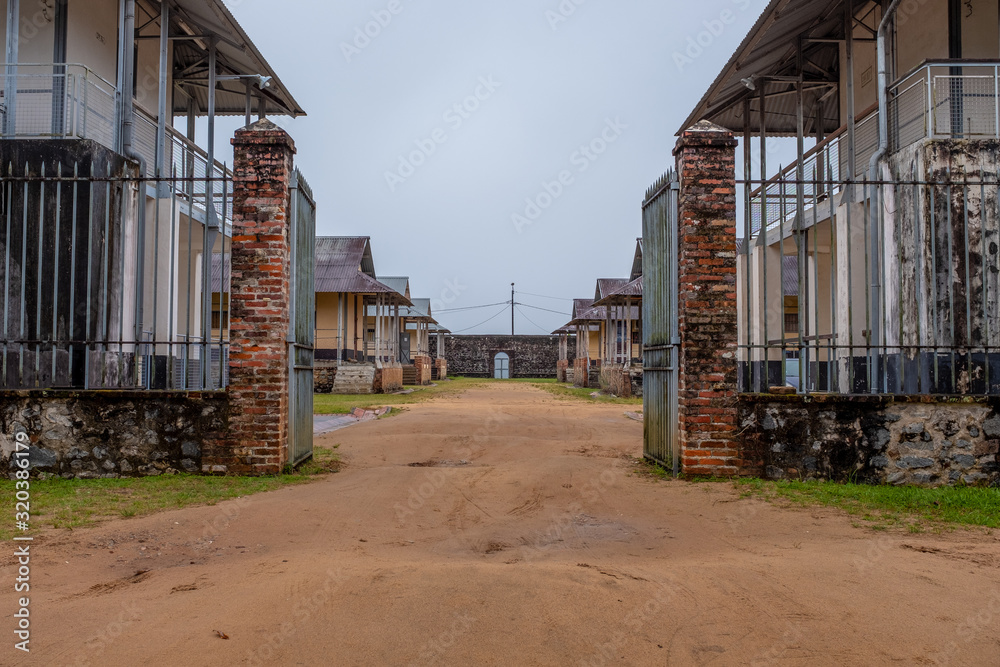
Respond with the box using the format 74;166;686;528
674;122;740;477
739;395;1000;486
446;336;565;378
0;391;228;478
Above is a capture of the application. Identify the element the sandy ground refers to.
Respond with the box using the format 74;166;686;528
8;382;1000;666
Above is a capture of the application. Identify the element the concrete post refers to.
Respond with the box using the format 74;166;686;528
674;121;740;477
205;119;296;475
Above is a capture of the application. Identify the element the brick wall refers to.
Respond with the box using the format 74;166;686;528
413;355;433;385
375;366;403;393
573;358;590;388
204;119;296;475
434;358;448;380
556;359;569;383
674;122;740;477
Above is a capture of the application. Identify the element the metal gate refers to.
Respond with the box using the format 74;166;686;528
642;172;680;474
288;170;316;466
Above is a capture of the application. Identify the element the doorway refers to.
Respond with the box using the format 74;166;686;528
494;352;510;379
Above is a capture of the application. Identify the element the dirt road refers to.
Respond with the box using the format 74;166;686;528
12;382;1000;666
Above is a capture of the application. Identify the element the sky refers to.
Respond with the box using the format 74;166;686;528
212;0;781;335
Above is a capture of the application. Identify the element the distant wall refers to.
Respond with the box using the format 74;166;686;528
446;335;575;378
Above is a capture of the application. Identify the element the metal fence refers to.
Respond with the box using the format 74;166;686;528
740;170;1000;396
642;172;679;472
0;159;231;391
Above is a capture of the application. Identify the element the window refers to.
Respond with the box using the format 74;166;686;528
784;312;799;334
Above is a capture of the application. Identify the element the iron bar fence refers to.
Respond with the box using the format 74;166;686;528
0;160;231;391
740;169;1000;396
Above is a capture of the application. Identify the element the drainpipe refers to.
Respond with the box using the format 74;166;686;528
866;0;902;389
122;0;149;356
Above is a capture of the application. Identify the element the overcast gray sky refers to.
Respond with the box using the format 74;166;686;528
215;0;775;334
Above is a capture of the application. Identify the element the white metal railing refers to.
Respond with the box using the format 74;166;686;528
0;63;118;147
749;61;1000;239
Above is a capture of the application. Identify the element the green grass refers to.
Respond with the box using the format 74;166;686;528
0;445;341;541
313;377;484;414
525;380;644;405
736;478;1000;531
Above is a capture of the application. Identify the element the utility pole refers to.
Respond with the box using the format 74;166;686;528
511;283;515;336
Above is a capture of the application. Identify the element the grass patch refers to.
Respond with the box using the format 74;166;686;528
0;445;342;541
313;377;483;415
526;380;643;405
633;457;675;480
736;478;1000;531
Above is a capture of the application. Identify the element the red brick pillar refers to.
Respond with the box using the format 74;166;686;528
674;121;739;477
206;119;296;475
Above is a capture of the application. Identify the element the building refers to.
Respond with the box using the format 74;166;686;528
681;0;1000;396
1;0;305;391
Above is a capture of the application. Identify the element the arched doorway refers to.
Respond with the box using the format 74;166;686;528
494;352;510;379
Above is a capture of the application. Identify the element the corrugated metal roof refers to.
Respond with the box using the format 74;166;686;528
570;298;607;324
210;253;229;292
736;238;800;296
593;276;643;306
595;279;630;302
377;277;411;300
678;0;847;136
630;238;643;281
165;0;305;116
315;236;410;301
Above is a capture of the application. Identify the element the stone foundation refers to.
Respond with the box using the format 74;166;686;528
599;364;632;398
0;391;228;478
556;359;569;383
433;358;448;381
573;358;590;388
739;395;1000;486
315;363;337;394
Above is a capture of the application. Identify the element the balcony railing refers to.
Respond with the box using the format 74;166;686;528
749;60;1000;239
0;63;117;147
1;62;232;228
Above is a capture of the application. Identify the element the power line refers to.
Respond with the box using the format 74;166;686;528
518;291;573;302
451;306;511;333
514;305;549;334
435;301;510;314
515;302;570;316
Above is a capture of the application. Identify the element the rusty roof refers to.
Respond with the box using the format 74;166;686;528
593;276;643;307
595;279;630;302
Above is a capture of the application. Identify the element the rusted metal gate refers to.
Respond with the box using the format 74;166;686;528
288;169;316;465
642;172;680;474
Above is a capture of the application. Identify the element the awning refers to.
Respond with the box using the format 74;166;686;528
678;0;851;137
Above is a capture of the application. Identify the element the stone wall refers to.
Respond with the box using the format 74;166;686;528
315;363;337;394
0;391;228;478
739;395;1000;486
446;335;565;378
